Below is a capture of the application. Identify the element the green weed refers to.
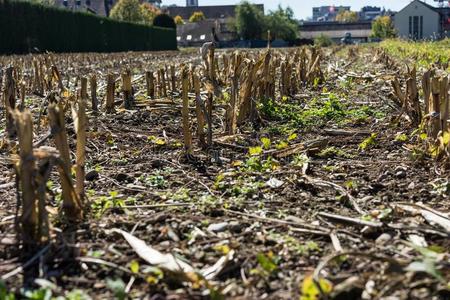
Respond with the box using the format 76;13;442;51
91;191;125;217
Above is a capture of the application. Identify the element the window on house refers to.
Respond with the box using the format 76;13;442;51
76;0;81;5
63;0;68;6
413;16;419;39
219;22;227;32
409;16;412;37
419;16;423;39
86;0;90;6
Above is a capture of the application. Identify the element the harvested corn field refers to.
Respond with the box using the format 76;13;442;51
0;45;449;299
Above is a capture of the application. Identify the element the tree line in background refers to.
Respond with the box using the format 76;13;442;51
99;0;396;43
232;1;298;42
230;1;396;44
109;0;175;28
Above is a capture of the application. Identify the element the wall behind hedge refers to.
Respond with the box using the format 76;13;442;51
0;0;177;54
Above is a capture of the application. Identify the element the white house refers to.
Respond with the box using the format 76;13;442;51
394;0;450;40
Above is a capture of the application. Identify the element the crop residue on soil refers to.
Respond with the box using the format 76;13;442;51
0;47;449;299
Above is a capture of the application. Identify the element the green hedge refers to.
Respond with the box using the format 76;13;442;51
0;0;177;54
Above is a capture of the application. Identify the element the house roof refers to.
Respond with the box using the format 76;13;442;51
167;4;264;20
418;0;440;12
397;0;445;15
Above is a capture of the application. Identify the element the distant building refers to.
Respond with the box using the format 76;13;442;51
54;0;113;16
312;5;350;21
186;0;198;7
177;19;237;47
359;6;383;21
394;0;450;40
54;0;160;16
299;21;373;43
167;4;264;20
150;0;161;7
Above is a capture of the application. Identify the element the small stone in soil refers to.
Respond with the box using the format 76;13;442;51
375;233;392;245
207;222;229;233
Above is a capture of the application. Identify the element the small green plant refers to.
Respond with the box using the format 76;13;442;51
197;194;222;212
139;173;167;188
250;251;279;277
430;179;450;196
317;146;352;159
147;135;166;146
107;137;115;147
244;156;277;172
214;173;226;190
91;191;125;217
344;180;358;191
87;249;105;258
260;137;271;150
142;266;164;285
0;281;15;300
405;243;445;282
291;153;310;168
275;140;288;150
248;146;263;156
65;289;92;300
322;165;339;172
287;133;297;141
111;158;128;166
106;278;126;300
47;180;62;205
395;133;408;143
300;275;333;300
269;233;321;256
129;260;140;274
169;188;191;202
21;288;52;300
339;76;354;90
359;133;377;150
313;77;321;89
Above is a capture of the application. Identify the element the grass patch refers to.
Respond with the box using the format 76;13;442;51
260;93;382;129
380;39;450;71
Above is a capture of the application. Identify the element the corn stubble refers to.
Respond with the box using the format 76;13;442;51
392;64;450;161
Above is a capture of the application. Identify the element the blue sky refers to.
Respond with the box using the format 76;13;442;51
163;0;418;20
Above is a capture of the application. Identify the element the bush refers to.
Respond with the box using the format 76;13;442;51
189;11;205;23
314;34;333;47
0;0;176;54
110;0;143;24
153;13;176;29
140;3;160;25
371;16;396;39
174;15;184;25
